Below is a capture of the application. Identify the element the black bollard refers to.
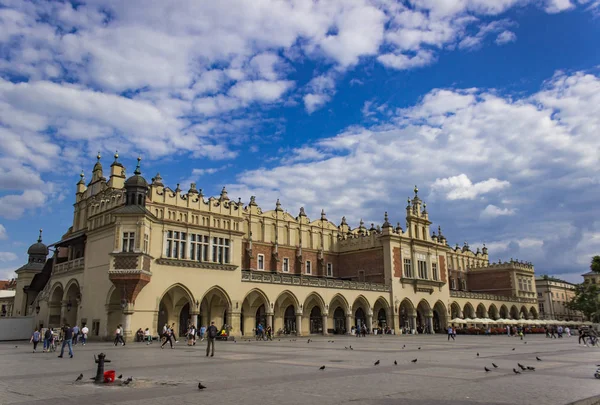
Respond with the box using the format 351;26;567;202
93;353;111;384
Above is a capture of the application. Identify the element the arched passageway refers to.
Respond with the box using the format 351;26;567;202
500;305;509;319
416;300;432;334
273;291;299;335
241;289;269;335
333;307;346;334
199;287;230;331
329;294;349;335
432;301;447;333
64;281;81;327
488;304;499;320
529;306;539;320
309;306;322;334
399;299;415;332
303;293;325;335
463;302;475;319
48;284;64;328
510;305;519;320
352;296;370;331
450;302;462;319
158;284;194;336
476;303;487;319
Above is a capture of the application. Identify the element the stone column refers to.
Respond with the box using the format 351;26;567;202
367;312;373;334
426;314;434;334
122;304;134;341
60;301;68;325
410;314;417;334
229;311;241;338
267;313;273;329
322;314;328;335
191;312;199;328
296;313;302;336
346;313;353;335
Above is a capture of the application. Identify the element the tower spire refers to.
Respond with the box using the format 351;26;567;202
38;228;43;243
134;157;141;175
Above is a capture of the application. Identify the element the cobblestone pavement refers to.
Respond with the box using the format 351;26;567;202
0;334;598;405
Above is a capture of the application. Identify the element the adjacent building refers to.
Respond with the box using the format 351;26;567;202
11;154;539;340
535;276;584;322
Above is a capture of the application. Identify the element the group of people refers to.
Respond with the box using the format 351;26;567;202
30;323;89;357
254;323;273;340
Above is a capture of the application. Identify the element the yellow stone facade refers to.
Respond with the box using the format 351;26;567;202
14;154;539;339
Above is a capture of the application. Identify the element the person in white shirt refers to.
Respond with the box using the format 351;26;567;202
80;324;89;345
144;328;152;344
114;324;125;346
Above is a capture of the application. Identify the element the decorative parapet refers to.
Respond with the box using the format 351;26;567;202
241;270;390;292
53;257;85;275
450;290;537;304
469;259;534;272
156;258;238;271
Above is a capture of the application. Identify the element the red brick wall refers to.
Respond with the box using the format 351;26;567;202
467;270;513;296
393;247;402;278
438;255;447;282
242;242;339;276
338;248;384;283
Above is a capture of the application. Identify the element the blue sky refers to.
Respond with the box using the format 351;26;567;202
0;0;599;283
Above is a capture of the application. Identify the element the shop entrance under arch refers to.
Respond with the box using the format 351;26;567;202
309;306;322;334
284;305;296;334
333;307;345;334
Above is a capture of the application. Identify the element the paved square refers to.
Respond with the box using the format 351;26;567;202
0;334;598;405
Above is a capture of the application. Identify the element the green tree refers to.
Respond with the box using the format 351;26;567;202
567;283;600;322
591;255;600;274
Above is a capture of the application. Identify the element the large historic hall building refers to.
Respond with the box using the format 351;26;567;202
13;154;539;339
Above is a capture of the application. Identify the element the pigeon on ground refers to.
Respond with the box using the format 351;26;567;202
75;373;83;382
402;345;405;348
118;374;123;379
477;352;479;357
123;377;132;385
526;366;535;371
319;365;325;370
350;346;353;350
518;363;526;371
492;363;498;368
513;368;521;374
15;346;18;348
411;359;417;363
418;347;421;350
524;342;527;344
536;357;542;361
512;348;515;351
331;341;334;343
374;360;380;366
198;382;207;390
394;360;397;365
484;367;490;372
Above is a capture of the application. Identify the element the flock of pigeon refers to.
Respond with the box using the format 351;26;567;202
69;339;545;391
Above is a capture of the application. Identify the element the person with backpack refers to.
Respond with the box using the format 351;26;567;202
43;328;53;352
30;328;41;353
206;321;218;357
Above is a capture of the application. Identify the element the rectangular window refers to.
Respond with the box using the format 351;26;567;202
403;259;413;278
212;237;230;264
432;263;438;280
306;260;312;275
143;234;149;254
282;257;289;273
327;262;333;277
257;254;264;270
122;232;135;252
518;279;523;291
537;292;542;298
165;231;187;259
418;260;427;279
450;278;456;290
190;234;210;262
539;303;544;313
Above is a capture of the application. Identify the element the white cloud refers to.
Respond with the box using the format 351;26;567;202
0;252;17;262
303;73;337;113
545;0;575;13
496;30;517;45
480;204;516;219
0;224;6;240
432;174;510;200
0;190;46;219
377;50;436;70
228;80;294;103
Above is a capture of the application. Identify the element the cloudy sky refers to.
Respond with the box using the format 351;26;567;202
0;0;599;282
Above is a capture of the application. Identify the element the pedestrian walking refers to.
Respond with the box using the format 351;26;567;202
114;324;125;346
171;323;179;343
200;325;206;341
30;328;41;352
447;325;455;341
161;327;174;349
57;324;74;358
80;324;89;345
206;321;218;357
43;328;53;352
72;324;80;345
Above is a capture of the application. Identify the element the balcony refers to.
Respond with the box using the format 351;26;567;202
241;270;390;292
53;257;85;275
450;290;537;304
